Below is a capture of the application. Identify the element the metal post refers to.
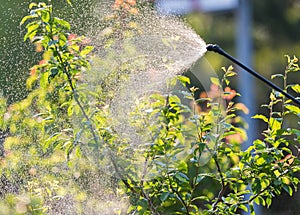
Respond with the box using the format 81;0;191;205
236;0;256;149
236;1;260;214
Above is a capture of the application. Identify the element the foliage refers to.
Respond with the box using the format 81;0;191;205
0;2;125;214
0;1;299;214
122;62;300;215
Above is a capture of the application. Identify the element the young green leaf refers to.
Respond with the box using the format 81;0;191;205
80;46;94;56
252;114;268;123
177;75;191;86
210;77;220;87
54;17;71;30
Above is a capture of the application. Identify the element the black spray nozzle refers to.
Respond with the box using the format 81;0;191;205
206;44;300;106
206;44;223;53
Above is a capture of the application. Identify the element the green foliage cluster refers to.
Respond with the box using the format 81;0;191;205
0;2;299;214
124;63;300;215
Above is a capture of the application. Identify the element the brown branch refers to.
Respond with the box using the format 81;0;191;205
53;42;99;148
108;149;159;214
238;169;290;206
168;174;190;214
211;154;227;212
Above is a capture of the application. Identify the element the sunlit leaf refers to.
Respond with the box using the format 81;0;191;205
210;77;220;87
41;10;50;22
80;46;94;56
252;114;268;123
226;71;236;77
269;117;281;130
239;204;248;212
24;23;40;41
271;74;284;80
66;0;72;5
285;105;300;114
53;17;71;30
191;196;209;202
256;157;265;166
290;84;300;93
29;2;38;9
177;75;190;86
283;184;293;196
20;15;38;25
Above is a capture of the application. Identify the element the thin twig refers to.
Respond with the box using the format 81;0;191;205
53;41;99;146
211;154;227;211
108;149;159;214
168;174;190;214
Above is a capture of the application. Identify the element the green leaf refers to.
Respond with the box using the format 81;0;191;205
41;10;51;22
253;140;266;150
249;203;255;215
191;196;209;202
53;17;71;30
67;105;73;117
283;184;293;196
210;77;220;87
224;78;230;86
239;204;248;212
20;15;38;26
29;3;38;9
281;147;292;154
271;74;284;80
196;175;205;184
266;197;272;207
160;192;170;202
195;142;206;155
285;105;300;114
175;172;189;182
80;46;94;56
196;173;216;180
254;195;265;206
40;72;49;88
256;157;265;166
252;114;268;123
75;146;82;157
177;75;190;86
226;71;236;77
269;117;281;130
270;92;276;101
48;67;59;82
290;84;300;93
24;22;40;41
66;0;73;5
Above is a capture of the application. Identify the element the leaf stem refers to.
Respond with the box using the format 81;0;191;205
168;174;190;214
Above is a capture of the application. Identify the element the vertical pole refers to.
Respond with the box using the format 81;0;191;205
236;0;255;152
236;1;260;214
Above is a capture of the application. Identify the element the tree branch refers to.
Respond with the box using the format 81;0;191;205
211;154;227;212
168;174;190;214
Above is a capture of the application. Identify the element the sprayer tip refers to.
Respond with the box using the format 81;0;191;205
206;44;220;52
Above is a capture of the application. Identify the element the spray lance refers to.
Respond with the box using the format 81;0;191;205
206;44;300;107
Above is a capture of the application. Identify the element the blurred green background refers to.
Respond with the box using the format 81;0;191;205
0;0;299;214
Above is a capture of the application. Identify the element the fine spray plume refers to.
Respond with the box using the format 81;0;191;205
206;44;300;106
69;3;214;213
89;5;209;145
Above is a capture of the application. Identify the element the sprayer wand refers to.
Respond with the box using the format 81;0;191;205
206;44;300;106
